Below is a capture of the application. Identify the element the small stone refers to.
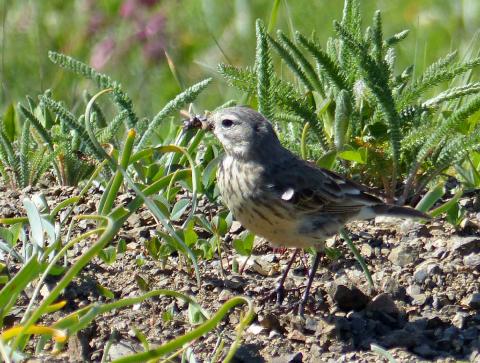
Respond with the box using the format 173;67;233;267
460;218;479;232
382;277;406;300
406;284;428;305
388;246;418;267
366;293;399;315
329;284;370;312
271;352;303;363
250;256;277;276
304;317;319;333
246;324;264;335
269;330;281;338
413;268;428;284
432;296;448;310
347;313;366;334
288;329;306;342
448;236;480;254
463;253;480;268
361;244;373;258
229;221;243;234
107;341;138;360
218;289;233;302
462;293;480;309
232;344;265;363
40;285;51;298
315;319;337;338
452;312;468;329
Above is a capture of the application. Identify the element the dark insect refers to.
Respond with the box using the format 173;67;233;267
75;150;97;165
183;114;206;130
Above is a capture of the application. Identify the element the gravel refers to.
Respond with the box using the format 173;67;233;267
1;183;480;362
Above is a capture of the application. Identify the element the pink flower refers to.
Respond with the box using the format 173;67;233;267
90;38;116;69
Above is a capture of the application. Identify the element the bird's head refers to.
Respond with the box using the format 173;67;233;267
203;106;281;159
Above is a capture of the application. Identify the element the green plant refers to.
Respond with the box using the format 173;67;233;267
219;0;480;204
455;151;480;189
0;50;257;360
0;105;57;189
0;126;253;361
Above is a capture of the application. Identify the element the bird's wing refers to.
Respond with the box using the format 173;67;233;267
265;156;383;215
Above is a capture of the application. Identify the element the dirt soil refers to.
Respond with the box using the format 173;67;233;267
1;183;480;363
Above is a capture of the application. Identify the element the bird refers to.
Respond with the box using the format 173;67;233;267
189;106;429;315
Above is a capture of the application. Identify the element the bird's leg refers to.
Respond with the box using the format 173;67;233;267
275;248;300;305
298;251;321;316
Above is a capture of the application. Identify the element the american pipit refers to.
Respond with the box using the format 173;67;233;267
188;106;429;315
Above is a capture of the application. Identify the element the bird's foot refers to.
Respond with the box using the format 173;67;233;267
260;285;286;305
274;295;312;316
260;285;305;306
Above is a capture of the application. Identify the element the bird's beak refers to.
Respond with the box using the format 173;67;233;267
202;111;214;131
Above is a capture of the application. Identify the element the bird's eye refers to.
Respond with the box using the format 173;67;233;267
221;119;234;128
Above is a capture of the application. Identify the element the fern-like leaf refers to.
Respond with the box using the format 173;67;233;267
137;78;212;149
41;95;103;160
218;64;257;94
335;21;401;173
296;33;349;91
403;52;480;104
0;130;17;170
422;82;480;108
255;20;275;120
276;30;324;95
415;93;480;165
19;104;54;151
48;51;138;128
385;29;409;47
19;119;31;187
97;110;129;144
371;11;383;64
334;90;352;150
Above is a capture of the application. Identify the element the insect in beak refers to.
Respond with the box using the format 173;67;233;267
182;111;213;131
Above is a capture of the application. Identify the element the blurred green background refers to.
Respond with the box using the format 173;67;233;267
1;0;479;116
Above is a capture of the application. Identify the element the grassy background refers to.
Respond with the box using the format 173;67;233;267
1;0;479;115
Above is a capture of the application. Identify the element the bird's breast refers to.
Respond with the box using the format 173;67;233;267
217;156;316;248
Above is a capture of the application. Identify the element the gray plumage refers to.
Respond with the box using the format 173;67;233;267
206;106;427;252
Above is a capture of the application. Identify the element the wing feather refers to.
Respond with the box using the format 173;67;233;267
264;155;384;216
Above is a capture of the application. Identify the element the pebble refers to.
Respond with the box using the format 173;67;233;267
463;253;480;268
388;246;418;267
246;324;264;335
463;293;480;309
328;284;370;312
366;293;399;315
448;236;480;254
271;352;303;363
218;289;233;302
287;330;306;342
406;284;428;305
361;244;373;258
413;268;428;284
229;221;243;234
107;341;137;360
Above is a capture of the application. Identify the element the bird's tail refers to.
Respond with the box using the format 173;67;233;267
371;204;431;219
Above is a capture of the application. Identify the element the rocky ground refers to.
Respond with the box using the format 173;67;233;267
1;183;480;363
